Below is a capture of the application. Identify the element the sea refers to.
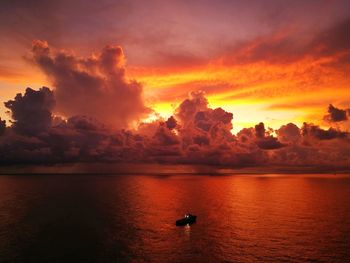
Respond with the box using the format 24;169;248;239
0;174;349;262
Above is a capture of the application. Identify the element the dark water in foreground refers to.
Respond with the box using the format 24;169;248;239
0;174;349;262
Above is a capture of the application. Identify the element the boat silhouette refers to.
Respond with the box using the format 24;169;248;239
176;214;197;226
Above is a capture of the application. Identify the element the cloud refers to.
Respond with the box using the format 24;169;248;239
0;132;52;165
4;87;55;135
255;136;285;150
220;17;350;68
302;122;348;140
31;40;150;128
0;87;349;169
276;123;301;144
0;118;5;136
175;91;209;125
311;18;350;57
325;104;349;122
254;122;285;150
165;116;177;130
164;92;270;166
174;91;234;149
66;115;107;131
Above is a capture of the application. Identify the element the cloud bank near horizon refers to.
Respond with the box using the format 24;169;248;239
0;78;349;168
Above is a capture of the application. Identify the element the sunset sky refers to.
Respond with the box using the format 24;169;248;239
1;0;350;169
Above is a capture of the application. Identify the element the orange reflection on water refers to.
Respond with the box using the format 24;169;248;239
109;174;350;262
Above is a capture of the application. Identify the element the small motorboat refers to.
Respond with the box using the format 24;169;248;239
175;214;197;226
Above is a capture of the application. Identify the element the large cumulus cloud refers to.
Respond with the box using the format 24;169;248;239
31;40;150;128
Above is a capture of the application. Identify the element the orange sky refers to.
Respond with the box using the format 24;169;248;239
131;54;350;132
1;0;350;133
2;47;347;134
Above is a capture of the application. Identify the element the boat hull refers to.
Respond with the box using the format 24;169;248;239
175;215;197;226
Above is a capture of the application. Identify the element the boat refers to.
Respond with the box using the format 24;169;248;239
175;214;197;226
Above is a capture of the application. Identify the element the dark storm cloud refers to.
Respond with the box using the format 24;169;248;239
255;122;266;138
302;123;348;140
325;104;349;122
31;40;150;128
0;133;52;165
4;87;54;136
254;122;285;150
256;137;285;150
165;116;177;130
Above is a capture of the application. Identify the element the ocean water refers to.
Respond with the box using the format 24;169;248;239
0;174;349;262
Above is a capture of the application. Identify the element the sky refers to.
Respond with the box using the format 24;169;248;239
0;0;350;170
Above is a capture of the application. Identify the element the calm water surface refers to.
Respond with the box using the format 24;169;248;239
0;174;349;262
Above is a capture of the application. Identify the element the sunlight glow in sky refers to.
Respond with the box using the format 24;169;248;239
1;0;350;131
